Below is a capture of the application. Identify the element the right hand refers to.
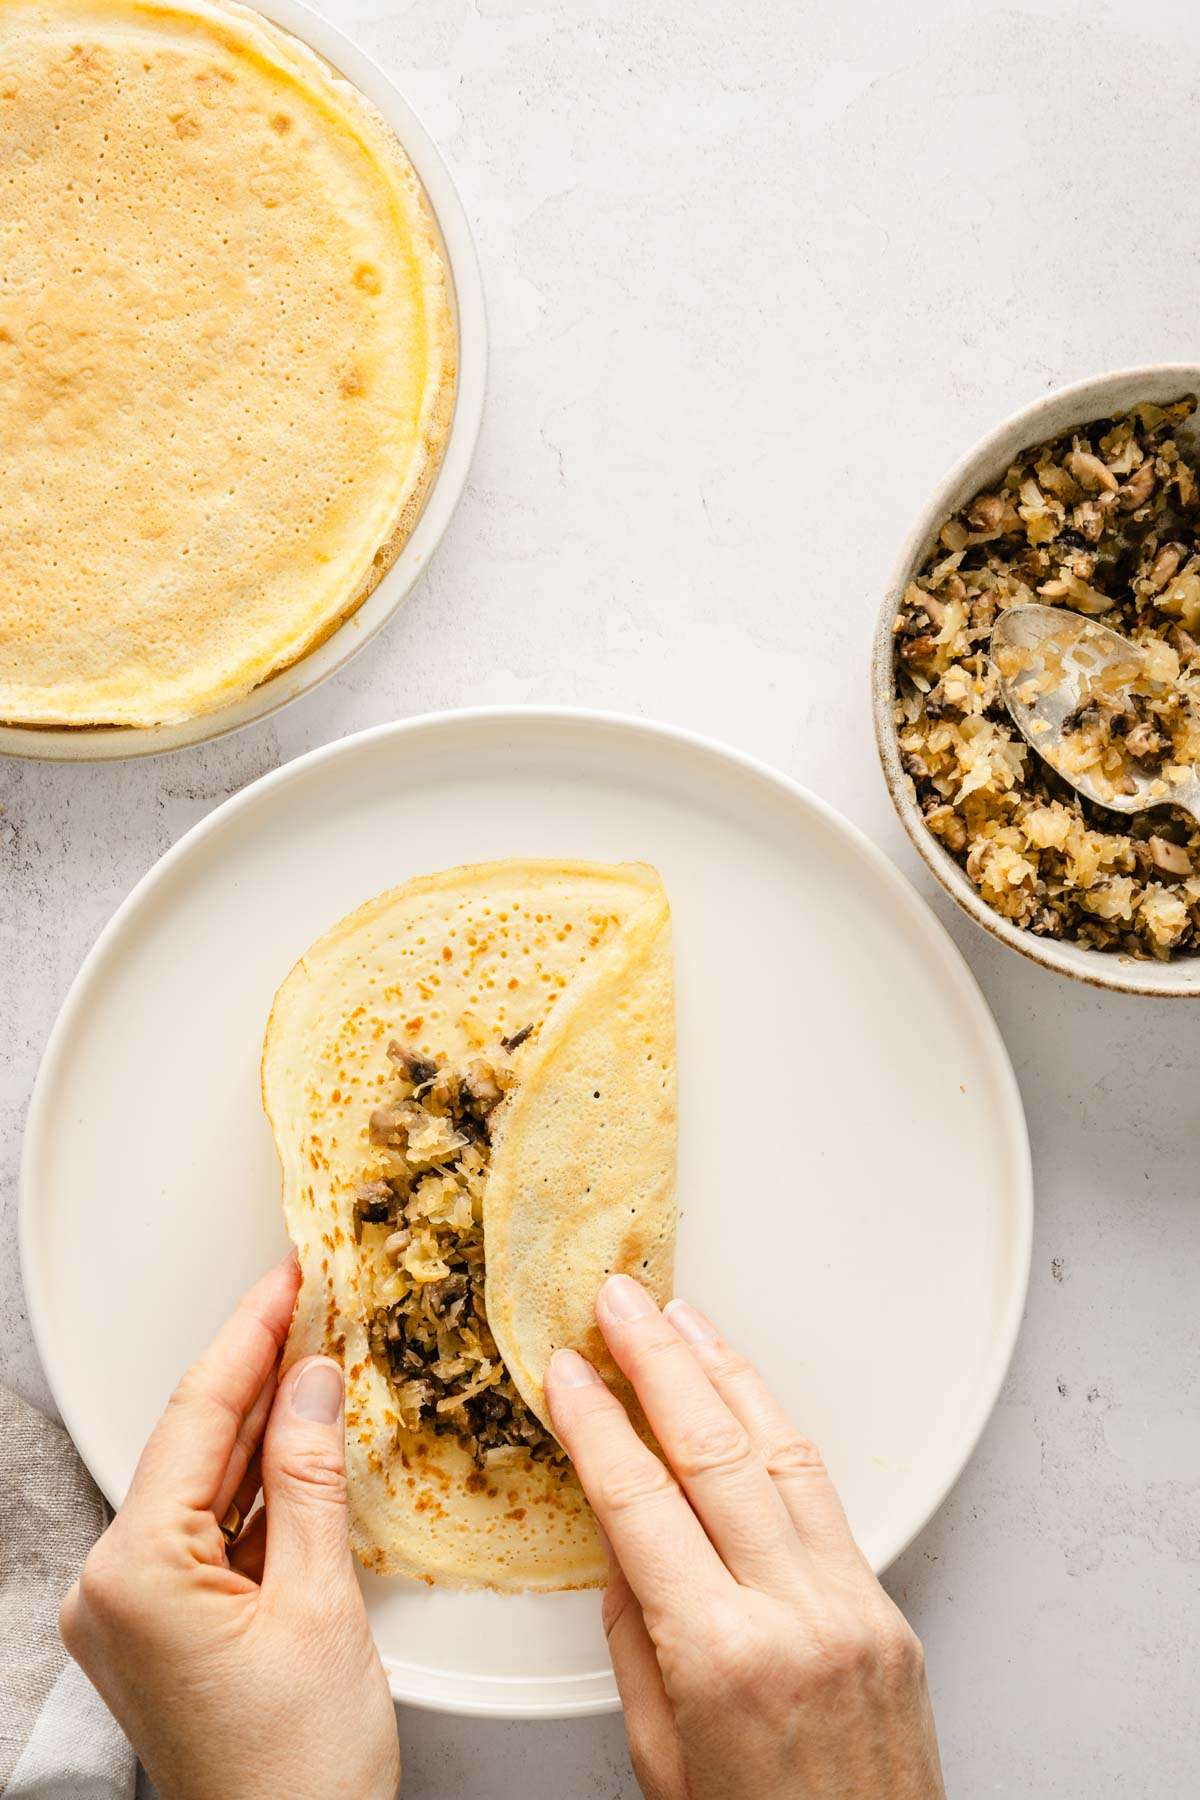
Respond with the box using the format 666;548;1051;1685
545;1276;945;1800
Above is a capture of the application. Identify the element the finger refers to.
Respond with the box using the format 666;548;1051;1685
595;1276;801;1590
259;1356;357;1600
545;1347;729;1622
229;1505;268;1585
664;1298;868;1576
218;1446;265;1546
602;1550;687;1800
129;1253;299;1514
211;1367;276;1526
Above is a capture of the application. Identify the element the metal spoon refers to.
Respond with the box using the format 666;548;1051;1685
991;602;1200;825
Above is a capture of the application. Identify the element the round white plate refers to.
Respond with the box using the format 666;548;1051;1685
21;710;1032;1716
0;0;485;763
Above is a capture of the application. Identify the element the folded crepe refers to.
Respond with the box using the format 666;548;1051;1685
262;860;676;1590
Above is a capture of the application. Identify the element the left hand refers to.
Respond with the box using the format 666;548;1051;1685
59;1254;400;1800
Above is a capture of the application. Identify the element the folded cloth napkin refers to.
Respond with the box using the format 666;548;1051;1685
0;1384;135;1799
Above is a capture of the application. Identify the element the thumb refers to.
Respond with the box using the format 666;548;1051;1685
260;1356;355;1595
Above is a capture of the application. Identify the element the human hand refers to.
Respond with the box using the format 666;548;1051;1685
60;1255;400;1800
545;1278;945;1800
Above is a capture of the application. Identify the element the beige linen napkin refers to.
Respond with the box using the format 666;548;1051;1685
0;1385;135;1799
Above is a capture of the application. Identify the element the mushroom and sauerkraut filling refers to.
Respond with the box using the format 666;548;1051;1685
354;1033;564;1468
893;396;1200;958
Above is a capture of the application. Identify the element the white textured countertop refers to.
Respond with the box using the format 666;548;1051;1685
4;0;1200;1792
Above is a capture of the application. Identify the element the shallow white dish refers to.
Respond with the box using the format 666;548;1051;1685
21;709;1032;1716
0;0;485;763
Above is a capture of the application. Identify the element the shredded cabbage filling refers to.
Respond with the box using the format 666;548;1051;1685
355;1036;565;1467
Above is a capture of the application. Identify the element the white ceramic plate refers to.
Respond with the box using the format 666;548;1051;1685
21;710;1032;1716
0;0;485;763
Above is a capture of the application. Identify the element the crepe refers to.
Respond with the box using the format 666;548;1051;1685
0;0;455;726
262;861;677;1590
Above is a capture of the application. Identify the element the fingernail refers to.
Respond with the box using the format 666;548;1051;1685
601;1274;656;1322
664;1299;718;1345
291;1359;343;1423
548;1348;600;1389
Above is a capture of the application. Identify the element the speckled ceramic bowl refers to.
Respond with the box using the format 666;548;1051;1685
872;364;1200;997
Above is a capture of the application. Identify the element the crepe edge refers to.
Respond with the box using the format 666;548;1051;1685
482;877;675;1435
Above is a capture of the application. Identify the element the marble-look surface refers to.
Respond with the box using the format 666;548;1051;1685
4;0;1200;1793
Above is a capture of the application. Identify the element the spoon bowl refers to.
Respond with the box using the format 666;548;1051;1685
992;603;1200;826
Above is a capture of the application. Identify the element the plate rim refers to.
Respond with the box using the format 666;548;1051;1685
0;0;487;763
19;706;1034;1716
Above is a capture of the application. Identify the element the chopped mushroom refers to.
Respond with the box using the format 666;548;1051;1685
352;1180;392;1241
1169;623;1200;662
368;1104;413;1146
1149;836;1193;878
1069;449;1119;493
383;1228;411;1263
386;1042;439;1087
1123;720;1169;763
1119;461;1156;511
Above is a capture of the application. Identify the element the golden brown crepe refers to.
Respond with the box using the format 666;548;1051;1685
262;860;677;1590
0;0;455;726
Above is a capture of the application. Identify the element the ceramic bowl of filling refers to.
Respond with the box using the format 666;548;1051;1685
872;365;1200;996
